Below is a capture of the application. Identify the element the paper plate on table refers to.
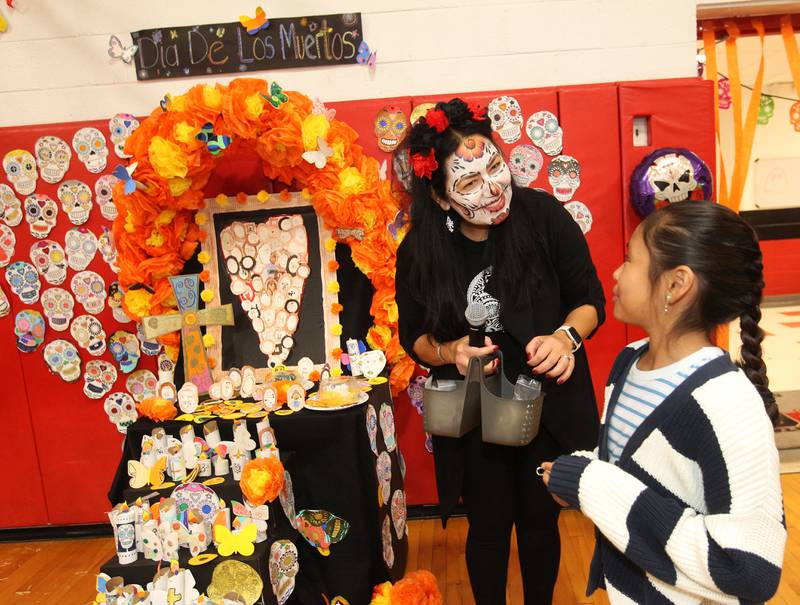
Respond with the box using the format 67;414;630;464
304;392;368;412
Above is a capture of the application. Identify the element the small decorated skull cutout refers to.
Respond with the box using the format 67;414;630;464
65;227;98;271
71;314;107;356
108;113;140;159
94;174;120;221
547;155;581;202
83;359;118;400
373;106;409;152
71;270;106;313
104;392;138;433
98;227;119;273
126;369;158;403
108;281;132;323
488;96;524;144
43;339;82;383
5;261;41;304
34;136;72;184
14;310;46;353
526;111;563;156
0;288;8;318
41;287;75;332
509;144;544;187
109;330;141;373
3;149;38;195
0;225;15;269
24;194;58;239
72;127;109;174
57;180;93;225
29;240;68;285
0;184;23;227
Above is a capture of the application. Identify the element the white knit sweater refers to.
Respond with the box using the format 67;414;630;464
548;340;786;604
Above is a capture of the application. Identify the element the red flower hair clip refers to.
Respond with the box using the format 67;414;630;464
411;149;438;180
467;101;487;121
425;108;449;133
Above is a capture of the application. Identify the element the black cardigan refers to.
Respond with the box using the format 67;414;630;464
395;188;605;521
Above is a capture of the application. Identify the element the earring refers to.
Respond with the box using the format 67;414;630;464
445;216;455;233
664;291;672;313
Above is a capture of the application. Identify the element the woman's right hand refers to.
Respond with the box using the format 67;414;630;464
443;336;498;376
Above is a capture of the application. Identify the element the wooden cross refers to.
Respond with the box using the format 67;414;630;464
142;274;234;395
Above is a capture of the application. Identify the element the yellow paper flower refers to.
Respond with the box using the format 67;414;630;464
146;230;165;247
156;209;177;226
123;289;153;318
200;289;214;303
301;188;312;200
194;213;207;226
202;333;215;348
168;177;191;197
369;582;392;605
324;238;337;252
331;141;346;167
215;193;229;206
301;114;331;151
171;94;187;111
331;323;343;336
327;280;340;294
203;85;222;108
331;367;343;377
198;251;211;264
173;121;196;144
256;190;269;203
148;136;188;179
244;93;264;119
338;167;365;195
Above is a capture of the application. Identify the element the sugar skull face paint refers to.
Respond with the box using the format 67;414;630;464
443;136;512;226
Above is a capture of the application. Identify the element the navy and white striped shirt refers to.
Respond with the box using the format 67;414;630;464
606;344;724;462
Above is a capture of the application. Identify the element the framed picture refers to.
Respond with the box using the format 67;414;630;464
198;192;340;381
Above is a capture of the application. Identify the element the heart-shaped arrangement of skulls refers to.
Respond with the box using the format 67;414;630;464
219;215;310;367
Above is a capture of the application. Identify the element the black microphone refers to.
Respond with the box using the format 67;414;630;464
465;302;489;348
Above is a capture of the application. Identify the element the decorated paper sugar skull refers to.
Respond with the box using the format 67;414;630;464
29;240;67;285
14;310;45;353
109;330;140;373
107;281;132;323
269;540;299;605
563;201;593;234
126;369;157;402
630;147;713;218
24;194;58;239
98;226;119;273
547;155;581;202
0;286;9;318
94;174;120;220
6;261;41;304
177;382;199;413
0;225;15;269
43;339;82;383
758;94;775;125
65;227;98;271
34;136;72;184
72;127;109;173
0;184;23;227
382;515;394;569
373;106;408;152
526;111;563;156
136;322;161;356
488;96;523;144
71;314;107;356
3;149;38;195
83;359;117;399
108;113;140;159
391;489;407;539
57;180;93;225
791;101;800;132
718;78;732;110
71;270;106;313
509;144;544;187
41;287;75;331
379;403;397;452
104;392;138;433
376;451;392;505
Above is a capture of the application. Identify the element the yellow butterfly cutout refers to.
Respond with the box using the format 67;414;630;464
127;456;168;489
214;523;257;557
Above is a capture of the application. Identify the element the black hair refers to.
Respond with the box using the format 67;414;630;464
401;98;541;342
640;201;778;424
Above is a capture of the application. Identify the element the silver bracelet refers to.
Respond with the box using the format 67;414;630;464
436;343;447;364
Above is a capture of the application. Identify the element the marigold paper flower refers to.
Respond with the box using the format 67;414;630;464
197;230;208;241
369;582;392;605
425;109;449;133
279;189;291;201
208;357;216;369
331;367;343;377
324;238;337;252
389;570;443;605
332;347;343;360
331;323;343;336
136;397;177;422
200;270;210;282
327;281;340;294
215;193;229;206
194;213;207;226
174;121;197;144
148;137;189;179
331;303;343;314
411;151;438;180
200;289;214;303
169;177;192;197
338;167;365;194
301;114;331;151
240;457;285;506
202;333;215;347
236;192;248;204
256;190;269;202
309;370;321;382
198;251;211;264
328;260;340;271
301;188;312;200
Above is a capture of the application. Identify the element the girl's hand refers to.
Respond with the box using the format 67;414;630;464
538;461;569;507
445;336;498;376
526;333;575;384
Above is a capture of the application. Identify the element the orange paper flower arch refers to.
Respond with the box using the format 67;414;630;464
113;78;415;394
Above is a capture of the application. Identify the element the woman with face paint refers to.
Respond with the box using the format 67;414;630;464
396;98;605;604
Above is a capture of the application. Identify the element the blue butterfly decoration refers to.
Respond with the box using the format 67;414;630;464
196;123;232;155
113;162;140;195
356;41;377;69
262;81;288;108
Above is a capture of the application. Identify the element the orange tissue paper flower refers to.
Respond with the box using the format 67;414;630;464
236;191;248;204
331;303;343;314
369;582;392;605
136;397;178;422
389;570;442;605
240;457;285;506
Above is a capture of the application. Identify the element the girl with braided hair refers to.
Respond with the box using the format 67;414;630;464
541;201;786;604
396;98;605;603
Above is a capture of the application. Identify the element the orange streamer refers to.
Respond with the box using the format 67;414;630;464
780;15;800;99
703;25;729;205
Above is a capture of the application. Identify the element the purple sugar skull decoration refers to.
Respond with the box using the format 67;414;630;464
630;148;713;219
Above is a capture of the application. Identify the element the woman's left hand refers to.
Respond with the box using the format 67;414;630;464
526;333;575;384
539;461;569;507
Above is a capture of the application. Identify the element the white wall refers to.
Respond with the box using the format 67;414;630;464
0;0;698;127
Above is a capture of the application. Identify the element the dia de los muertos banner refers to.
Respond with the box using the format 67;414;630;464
131;13;363;81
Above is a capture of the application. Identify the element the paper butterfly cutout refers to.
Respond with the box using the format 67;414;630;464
356;41;377;69
379;159;388;181
312;97;336;121
295;509;350;556
196;123;232;155
232;500;269;521
128;456;168;489
214;523;257;557
240;6;269;35
108;35;138;64
302;137;333;169
159;94;171;112
112;162;140;195
263;81;289;108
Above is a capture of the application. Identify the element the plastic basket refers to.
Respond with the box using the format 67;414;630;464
422;356;483;438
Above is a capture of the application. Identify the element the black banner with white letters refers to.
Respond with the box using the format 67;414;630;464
131;13;362;81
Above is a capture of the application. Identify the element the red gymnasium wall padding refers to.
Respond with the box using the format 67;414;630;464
0;77;722;525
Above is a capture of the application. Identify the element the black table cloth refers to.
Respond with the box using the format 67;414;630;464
103;379;407;605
